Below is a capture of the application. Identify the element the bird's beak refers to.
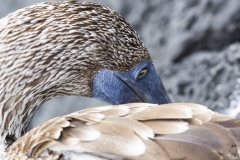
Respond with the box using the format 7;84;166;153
93;60;171;105
114;72;171;104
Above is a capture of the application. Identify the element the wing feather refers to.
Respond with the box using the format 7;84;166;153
6;103;240;160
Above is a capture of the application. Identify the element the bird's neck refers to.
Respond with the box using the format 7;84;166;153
0;65;93;149
0;89;51;146
0;72;83;148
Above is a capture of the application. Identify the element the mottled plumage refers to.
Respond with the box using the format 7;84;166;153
0;1;150;145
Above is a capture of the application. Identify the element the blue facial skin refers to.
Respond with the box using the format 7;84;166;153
93;60;171;105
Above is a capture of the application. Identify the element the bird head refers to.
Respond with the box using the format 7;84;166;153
93;60;171;104
0;1;170;140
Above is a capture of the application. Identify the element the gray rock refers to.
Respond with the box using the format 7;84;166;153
162;43;240;113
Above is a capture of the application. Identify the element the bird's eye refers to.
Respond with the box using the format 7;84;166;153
137;68;148;79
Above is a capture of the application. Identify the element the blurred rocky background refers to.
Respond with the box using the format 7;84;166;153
1;0;240;129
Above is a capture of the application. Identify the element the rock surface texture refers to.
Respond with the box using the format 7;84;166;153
1;0;240;127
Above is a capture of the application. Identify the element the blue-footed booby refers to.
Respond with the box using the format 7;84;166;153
0;1;238;160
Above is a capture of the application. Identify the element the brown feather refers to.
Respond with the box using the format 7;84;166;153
131;104;193;120
6;103;240;160
142;120;189;134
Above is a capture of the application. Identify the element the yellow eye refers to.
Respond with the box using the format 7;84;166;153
137;68;148;79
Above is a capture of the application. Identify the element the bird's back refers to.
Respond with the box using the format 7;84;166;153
6;103;239;160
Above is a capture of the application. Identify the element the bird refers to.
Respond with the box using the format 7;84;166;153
0;1;239;160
